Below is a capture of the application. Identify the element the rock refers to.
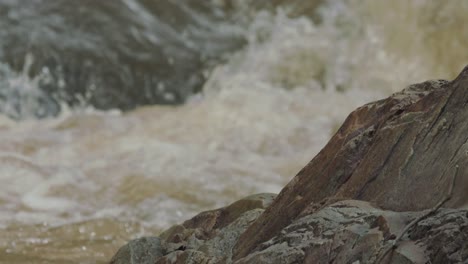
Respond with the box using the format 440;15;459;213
408;209;468;262
110;237;164;264
110;193;276;264
110;200;468;263
234;200;468;264
156;193;276;263
0;1;245;118
110;66;468;263
160;193;276;243
233;66;468;260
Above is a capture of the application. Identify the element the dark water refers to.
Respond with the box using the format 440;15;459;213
0;0;250;119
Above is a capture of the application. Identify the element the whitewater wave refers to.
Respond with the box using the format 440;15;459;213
0;0;467;262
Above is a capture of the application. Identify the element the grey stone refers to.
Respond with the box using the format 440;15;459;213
110;236;164;264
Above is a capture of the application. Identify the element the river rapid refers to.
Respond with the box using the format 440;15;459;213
0;0;467;263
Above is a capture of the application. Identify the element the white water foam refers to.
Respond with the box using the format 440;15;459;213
0;0;465;233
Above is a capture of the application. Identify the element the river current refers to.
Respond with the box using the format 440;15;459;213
0;0;467;263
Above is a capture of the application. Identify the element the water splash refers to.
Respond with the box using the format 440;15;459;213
0;0;467;262
0;54;61;120
0;0;246;119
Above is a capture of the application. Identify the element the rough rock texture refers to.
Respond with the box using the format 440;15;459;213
110;199;468;264
156;193;276;264
234;66;468;261
110;237;164;264
110;193;276;264
235;200;468;264
110;66;468;263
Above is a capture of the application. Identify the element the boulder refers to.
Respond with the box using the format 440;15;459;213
234;66;468;261
110;200;468;263
235;200;468;263
157;193;276;263
110;66;468;263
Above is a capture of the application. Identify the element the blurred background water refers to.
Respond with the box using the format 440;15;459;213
0;0;467;263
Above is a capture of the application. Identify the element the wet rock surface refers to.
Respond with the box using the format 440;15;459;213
110;66;468;264
0;0;246;118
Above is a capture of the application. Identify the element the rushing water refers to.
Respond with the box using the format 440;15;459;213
0;0;467;263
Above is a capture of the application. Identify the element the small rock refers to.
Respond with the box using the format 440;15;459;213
110;237;164;264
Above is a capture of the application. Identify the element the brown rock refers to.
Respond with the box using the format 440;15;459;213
138;193;275;263
110;67;468;264
233;66;468;260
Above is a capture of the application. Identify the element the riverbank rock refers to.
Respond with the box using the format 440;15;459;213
110;237;164;264
110;66;468;263
110;193;276;264
235;200;468;263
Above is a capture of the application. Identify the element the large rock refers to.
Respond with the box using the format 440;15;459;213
156;193;276;264
110;66;468;263
110;199;468;263
110;193;276;264
234;66;468;260
236;200;468;263
0;1;245;118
